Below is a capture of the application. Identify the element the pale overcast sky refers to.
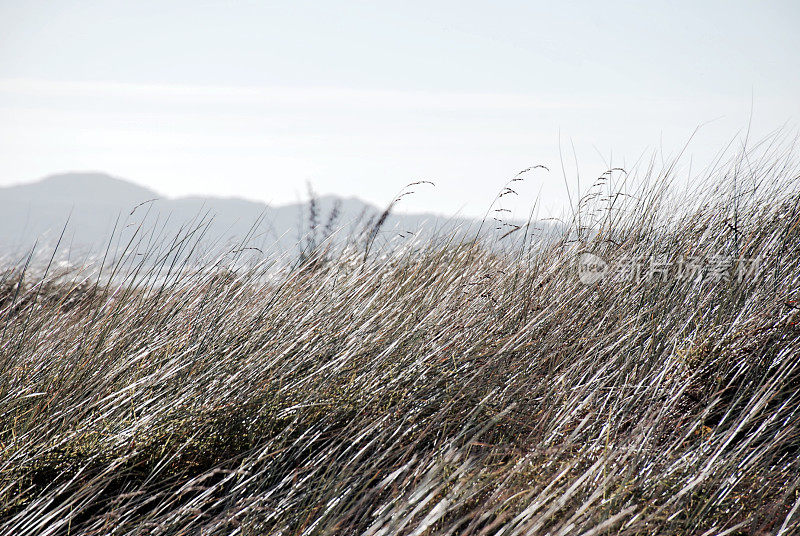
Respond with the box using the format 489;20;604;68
1;1;798;217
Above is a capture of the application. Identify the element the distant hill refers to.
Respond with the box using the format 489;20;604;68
0;172;503;262
0;173;159;205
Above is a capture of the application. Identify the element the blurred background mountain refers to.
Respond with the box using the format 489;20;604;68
0;172;504;262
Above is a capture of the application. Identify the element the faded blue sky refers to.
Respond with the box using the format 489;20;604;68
1;1;798;216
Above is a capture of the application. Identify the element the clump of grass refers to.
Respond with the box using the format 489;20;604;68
1;135;800;535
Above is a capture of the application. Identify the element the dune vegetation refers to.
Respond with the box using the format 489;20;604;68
2;137;800;535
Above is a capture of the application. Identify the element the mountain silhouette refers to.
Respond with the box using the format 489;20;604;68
0;172;495;261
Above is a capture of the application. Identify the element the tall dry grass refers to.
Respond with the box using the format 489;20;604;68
1;136;800;535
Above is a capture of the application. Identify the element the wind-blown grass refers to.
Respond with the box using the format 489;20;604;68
1;137;800;535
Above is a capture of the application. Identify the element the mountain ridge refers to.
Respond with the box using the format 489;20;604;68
0;172;489;257
2;173;376;210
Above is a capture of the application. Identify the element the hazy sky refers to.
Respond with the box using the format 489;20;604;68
1;1;798;217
